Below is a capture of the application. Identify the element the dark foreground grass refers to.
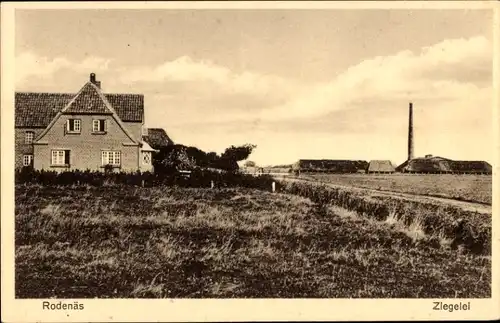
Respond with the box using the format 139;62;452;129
277;180;491;255
15;184;491;298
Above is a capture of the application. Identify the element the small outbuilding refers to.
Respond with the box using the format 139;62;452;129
367;160;395;174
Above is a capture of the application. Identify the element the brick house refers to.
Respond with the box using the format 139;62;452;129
15;73;172;172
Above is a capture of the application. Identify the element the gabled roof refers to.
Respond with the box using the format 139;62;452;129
16;91;144;128
143;128;173;149
15;93;74;128
105;94;144;122
34;81;140;145
64;82;114;114
367;160;395;172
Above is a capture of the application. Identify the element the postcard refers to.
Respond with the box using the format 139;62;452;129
1;1;499;322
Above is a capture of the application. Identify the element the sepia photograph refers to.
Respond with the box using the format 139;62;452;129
1;1;499;322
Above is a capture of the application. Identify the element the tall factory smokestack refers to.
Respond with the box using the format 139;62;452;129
408;102;414;161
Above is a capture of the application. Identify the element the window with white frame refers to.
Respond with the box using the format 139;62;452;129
93;119;106;132
23;154;33;166
25;131;34;144
142;151;152;165
102;151;121;166
66;119;81;133
51;150;70;166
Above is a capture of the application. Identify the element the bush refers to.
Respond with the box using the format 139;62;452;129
15;168;158;187
14;168;276;191
152;143;257;173
275;180;491;255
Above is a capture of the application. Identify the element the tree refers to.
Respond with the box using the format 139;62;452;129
185;146;211;168
153;145;196;174
221;144;256;162
244;160;256;167
153;143;257;173
219;144;257;171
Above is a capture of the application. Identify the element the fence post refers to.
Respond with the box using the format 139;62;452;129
272;181;276;193
211;180;214;189
141;180;145;187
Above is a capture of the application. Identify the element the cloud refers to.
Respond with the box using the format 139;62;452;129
260;35;492;121
17;35;490;124
16;52;70;85
119;55;302;99
16;52;113;87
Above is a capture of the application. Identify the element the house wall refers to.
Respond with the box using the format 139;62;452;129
15;128;44;168
33;114;140;172
139;151;154;172
125;122;155;172
122;121;142;142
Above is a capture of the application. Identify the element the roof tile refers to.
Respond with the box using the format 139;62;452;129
15;93;73;128
64;83;112;114
367;160;395;172
143;128;173;149
15;90;144;127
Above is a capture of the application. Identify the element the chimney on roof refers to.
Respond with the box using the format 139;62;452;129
408;102;414;161
89;73;101;89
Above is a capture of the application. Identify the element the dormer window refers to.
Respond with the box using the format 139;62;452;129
66;119;81;133
93;119;107;133
25;131;34;144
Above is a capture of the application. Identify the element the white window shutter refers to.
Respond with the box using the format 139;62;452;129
66;120;70;132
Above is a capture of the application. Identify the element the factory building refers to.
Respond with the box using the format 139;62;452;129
396;103;492;175
291;102;491;175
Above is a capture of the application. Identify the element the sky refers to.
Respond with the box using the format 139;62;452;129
15;9;494;166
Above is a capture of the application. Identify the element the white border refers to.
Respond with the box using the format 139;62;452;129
2;2;499;322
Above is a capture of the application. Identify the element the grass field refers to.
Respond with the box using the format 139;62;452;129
16;184;490;298
302;174;492;205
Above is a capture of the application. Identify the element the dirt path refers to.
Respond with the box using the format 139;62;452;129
277;176;492;215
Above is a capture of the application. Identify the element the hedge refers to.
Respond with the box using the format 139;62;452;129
14;168;276;191
275;180;491;255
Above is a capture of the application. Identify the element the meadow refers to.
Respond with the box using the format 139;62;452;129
302;174;492;205
16;183;491;298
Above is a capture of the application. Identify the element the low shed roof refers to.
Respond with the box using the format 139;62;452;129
367;160;395;172
294;159;368;172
